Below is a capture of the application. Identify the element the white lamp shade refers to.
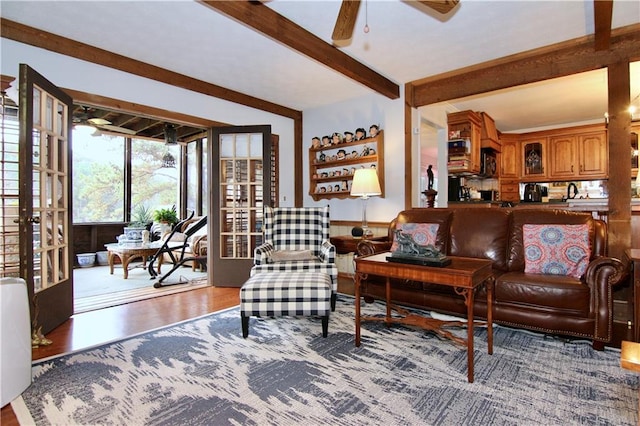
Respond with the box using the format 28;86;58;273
350;168;381;197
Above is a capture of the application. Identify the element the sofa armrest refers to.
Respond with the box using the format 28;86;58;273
584;256;629;342
357;240;392;256
254;242;275;265
319;240;336;263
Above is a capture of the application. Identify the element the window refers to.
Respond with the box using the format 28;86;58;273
72;130;124;223
131;138;179;214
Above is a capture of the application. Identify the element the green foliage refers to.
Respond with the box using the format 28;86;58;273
130;204;154;227
153;205;178;225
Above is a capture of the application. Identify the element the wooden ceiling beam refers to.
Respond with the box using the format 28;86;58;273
64;89;228;129
409;23;640;107
0;18;301;120
594;0;613;51
199;0;399;100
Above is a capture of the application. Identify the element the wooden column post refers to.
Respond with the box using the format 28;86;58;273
607;61;632;260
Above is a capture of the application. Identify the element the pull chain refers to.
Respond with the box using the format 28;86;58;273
363;0;369;33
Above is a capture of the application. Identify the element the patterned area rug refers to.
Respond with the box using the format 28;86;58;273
12;295;638;425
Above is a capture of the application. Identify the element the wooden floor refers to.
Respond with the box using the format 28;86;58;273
0;276;356;425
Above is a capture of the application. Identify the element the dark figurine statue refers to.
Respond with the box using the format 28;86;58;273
427;165;434;190
393;230;441;258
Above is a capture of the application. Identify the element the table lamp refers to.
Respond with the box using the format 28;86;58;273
350;168;381;237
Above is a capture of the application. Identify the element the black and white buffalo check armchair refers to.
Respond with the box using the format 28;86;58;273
251;206;338;310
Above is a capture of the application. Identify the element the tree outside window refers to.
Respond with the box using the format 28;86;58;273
131;138;180;217
72;131;124;223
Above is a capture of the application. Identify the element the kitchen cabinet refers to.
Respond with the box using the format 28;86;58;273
447;110;482;175
309;130;384;201
577;131;608;178
549;135;576;178
499;134;519;178
521;138;547;181
549;130;608;180
499;178;520;202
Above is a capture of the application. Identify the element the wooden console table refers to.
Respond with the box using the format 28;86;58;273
330;235;388;255
354;252;494;383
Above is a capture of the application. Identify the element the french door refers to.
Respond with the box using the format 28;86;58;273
210;125;271;287
18;64;73;335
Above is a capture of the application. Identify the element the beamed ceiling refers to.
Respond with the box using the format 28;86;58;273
71;104;206;142
1;1;639;134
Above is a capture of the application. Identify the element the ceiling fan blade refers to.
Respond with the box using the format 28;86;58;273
88;117;111;126
332;0;361;42
416;0;459;14
97;124;137;135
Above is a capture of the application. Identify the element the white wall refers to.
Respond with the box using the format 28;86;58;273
303;92;406;223
0;39;298;205
2;39;419;221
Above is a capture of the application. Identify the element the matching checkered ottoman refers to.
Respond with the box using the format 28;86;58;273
240;271;332;338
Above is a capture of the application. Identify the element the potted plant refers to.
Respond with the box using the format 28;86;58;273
123;204;154;242
153;205;178;227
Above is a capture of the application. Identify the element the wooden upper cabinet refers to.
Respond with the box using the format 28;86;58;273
577;131;607;178
549;135;577;179
447;110;482;175
521;138;547;181
499;134;519;178
549;130;607;180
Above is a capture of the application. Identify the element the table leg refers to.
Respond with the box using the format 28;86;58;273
466;288;475;383
108;251;115;275
487;276;494;355
355;272;361;347
385;277;391;325
121;254;131;279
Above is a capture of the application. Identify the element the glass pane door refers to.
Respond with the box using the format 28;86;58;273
19;64;73;335
211;125;271;287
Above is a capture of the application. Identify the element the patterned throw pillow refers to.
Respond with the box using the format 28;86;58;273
390;223;439;252
523;224;591;279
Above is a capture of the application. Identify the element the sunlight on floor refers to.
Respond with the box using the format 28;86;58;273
73;263;208;313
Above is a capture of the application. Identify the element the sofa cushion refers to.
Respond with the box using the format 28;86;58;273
496;272;589;315
449;209;511;271
390;223;439;252
507;209;594;272
271;250;317;262
523;224;590;279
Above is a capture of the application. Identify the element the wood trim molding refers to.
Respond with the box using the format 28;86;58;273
0;18;301;121
408;23;640;107
1;18;305;205
64;88;229;130
594;0;613;51
1;74;15;92
404;83;414;210
198;1;400;100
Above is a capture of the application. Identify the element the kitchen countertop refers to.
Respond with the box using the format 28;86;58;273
448;198;640;211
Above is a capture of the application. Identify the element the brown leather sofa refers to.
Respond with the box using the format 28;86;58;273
357;208;628;349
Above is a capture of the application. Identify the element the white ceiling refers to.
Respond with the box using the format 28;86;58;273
1;0;639;132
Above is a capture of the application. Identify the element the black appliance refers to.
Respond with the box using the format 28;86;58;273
448;176;462;202
479;190;497;201
523;183;542;202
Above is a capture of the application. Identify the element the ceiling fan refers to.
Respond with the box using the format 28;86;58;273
332;0;460;42
73;106;137;136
